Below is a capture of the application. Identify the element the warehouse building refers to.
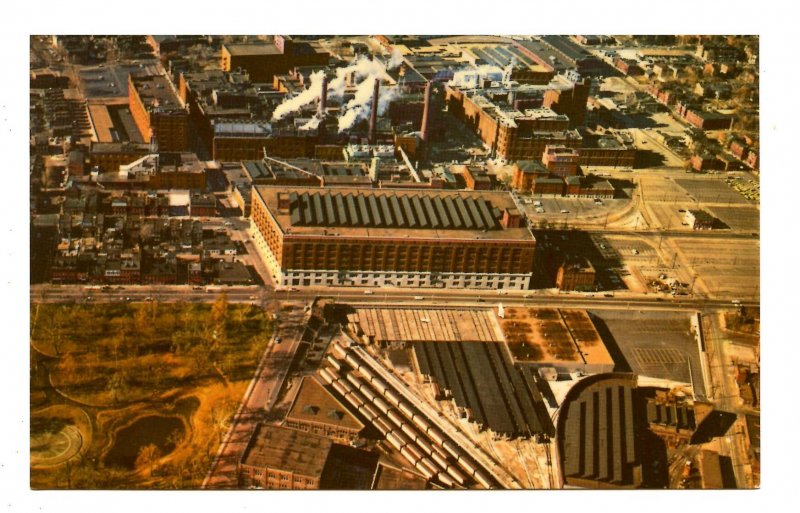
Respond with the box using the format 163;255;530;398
412;341;553;439
557;373;645;489
238;424;332;490
221;36;330;83
284;376;365;445
250;186;537;289
128;74;189;152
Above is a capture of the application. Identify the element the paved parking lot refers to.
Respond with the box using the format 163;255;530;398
674;178;751;205
521;196;629;227
707;205;760;232
590;309;705;397
672;237;760;299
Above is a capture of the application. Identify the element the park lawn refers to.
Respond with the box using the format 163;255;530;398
30;297;273;489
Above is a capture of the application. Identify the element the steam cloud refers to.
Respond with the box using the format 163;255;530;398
269;54;400;134
448;65;506;89
387;48;404;70
272;70;327;121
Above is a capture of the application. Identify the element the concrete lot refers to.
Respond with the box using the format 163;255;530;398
671;237;760;299
674;178;752;206
707;206;760;233
589;309;706;398
520;195;631;228
640;174;760;233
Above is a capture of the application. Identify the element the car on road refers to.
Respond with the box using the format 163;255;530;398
249;295;258;300
560;209;569;214
364;290;374;295
414;296;424;300
274;336;282;344
192;286;203;290
603;293;614;297
125;297;131;301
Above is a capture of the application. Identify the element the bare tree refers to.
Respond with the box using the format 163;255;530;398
135;444;161;477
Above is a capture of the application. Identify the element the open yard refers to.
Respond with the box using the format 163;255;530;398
671;237;760;299
30;298;273;489
589;310;705;398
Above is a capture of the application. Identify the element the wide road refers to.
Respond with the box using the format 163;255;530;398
31;283;756;312
202;306;307;489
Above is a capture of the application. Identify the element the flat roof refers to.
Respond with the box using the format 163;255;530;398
285;376;364;432
241;424;332;478
215;122;271;136
224;43;282;56
131;74;184;113
255;186;534;242
350;306;503;343
88;104;115;143
502;308;613;367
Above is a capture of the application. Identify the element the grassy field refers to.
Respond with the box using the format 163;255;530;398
30;296;273;489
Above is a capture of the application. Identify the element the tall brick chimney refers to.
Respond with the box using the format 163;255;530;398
420;80;432;142
319;74;328;116
368;78;380;144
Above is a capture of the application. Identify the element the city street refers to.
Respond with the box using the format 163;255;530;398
202;304;308;489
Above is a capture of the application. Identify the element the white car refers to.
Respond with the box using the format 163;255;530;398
364;290;374;295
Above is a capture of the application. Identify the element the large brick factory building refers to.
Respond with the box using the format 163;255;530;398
250;186;536;289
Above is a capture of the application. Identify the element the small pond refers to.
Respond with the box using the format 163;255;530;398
104;415;184;470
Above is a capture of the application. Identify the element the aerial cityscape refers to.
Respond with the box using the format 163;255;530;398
29;34;760;491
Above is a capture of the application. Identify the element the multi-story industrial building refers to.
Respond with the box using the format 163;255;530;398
238;423;332;490
542;145;580;177
250;186;537;289
88;141;151;172
221;36;330;83
445;78;586;161
556;256;596;291
283;376;365;445
128;74;190;152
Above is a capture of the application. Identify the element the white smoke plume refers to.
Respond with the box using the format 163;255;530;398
298;116;322;131
448;65;505;89
328;55;392;99
271;70;326;121
503;57;518;83
336;77;400;133
387;48;404;70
